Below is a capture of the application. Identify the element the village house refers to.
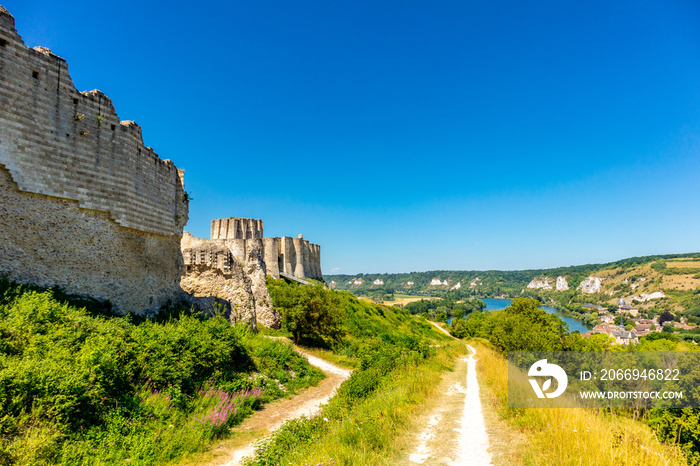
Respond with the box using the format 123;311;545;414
618;304;639;317
583;303;606;313
585;324;639;345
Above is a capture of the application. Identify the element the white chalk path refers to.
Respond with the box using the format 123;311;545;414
407;344;492;465
453;345;492;465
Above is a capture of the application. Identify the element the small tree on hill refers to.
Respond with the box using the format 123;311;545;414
269;283;345;347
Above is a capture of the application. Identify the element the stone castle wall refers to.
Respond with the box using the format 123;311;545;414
181;232;280;328
0;7;188;313
209;218;322;280
211;218;263;240
179;218;322;328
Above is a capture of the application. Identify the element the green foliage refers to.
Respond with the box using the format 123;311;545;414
651;261;667;272
0;279;323;464
449;298;570;353
648;408;700;465
267;279;450;351
405;297;485;317
244;415;326;466
268;280;345;346
659;311;676;326
244;334;454;466
449;311;485;339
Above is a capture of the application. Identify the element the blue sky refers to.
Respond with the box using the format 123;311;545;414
4;1;700;274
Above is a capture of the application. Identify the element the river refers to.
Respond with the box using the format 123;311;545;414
448;298;592;334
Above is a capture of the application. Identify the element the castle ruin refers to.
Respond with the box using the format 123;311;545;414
180;218;322;328
209;218;322;281
0;7;323;327
0;7;188;313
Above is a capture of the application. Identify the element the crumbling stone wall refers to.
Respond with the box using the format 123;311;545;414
209;218;322;281
180;215;324;329
0;7;188;313
181;232;280;328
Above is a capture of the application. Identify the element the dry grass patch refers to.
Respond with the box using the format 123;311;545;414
666;260;700;268
383;295;439;307
661;274;700;291
472;340;686;466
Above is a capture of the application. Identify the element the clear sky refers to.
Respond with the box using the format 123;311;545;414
4;1;700;274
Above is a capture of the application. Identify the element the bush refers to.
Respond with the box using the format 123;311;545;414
268;281;345;347
0;279;323;464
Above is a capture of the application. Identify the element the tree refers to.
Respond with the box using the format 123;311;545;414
269;283;345;347
481;298;567;352
659;311;675;326
662;323;676;333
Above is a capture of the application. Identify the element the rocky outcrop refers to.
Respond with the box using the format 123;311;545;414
556;276;569;291
633;291;667;302
527;278;552;290
243;241;280;328
180;232;280;329
578;277;603;294
181;264;257;327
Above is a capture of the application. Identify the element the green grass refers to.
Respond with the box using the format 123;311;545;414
243;342;466;465
0;278;324;465
235;280;459;465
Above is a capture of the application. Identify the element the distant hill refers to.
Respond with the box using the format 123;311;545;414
324;252;700;320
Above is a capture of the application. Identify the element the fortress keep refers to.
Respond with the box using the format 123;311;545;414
206;218;322;281
181;230;278;328
0;7;188;313
180;218;322;328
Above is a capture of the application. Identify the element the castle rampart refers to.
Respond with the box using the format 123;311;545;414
211;218;263;240
0;7;188;313
0;9;186;236
206;218;322;281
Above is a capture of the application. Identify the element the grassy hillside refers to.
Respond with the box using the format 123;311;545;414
0;278;324;465
236;278;460;465
474;339;686;465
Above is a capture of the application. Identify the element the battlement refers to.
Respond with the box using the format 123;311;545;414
187;217;322;281
0;9;187;236
0;7;188;314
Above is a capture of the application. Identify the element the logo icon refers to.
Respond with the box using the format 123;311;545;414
528;359;568;399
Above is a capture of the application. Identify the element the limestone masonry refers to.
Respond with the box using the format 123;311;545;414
0;7;188;313
206;218;322;281
180;218;322;329
0;7;324;324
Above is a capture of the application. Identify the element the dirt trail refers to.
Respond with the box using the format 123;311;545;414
185;346;351;466
400;345;493;466
429;321;452;337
